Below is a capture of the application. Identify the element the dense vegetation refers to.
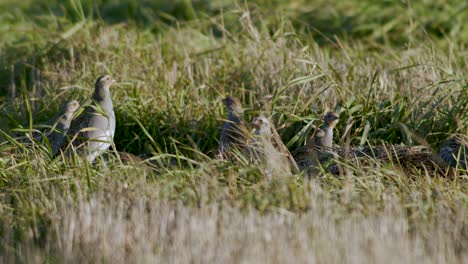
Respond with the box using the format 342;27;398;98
0;0;466;262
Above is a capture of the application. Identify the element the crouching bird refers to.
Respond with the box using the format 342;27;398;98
329;135;467;177
33;100;80;156
251;115;299;179
439;134;467;169
293;111;340;176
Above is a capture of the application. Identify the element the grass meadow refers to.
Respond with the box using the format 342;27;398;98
0;0;467;262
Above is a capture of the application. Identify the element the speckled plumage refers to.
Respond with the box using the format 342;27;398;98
380;145;443;173
328;144;449;176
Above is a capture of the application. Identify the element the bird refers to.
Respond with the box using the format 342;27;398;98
218;96;250;161
34;100;80;156
293;112;340;175
336;134;467;176
329;137;465;177
314;111;340;150
251;115;295;178
252;114;299;173
344;144;449;176
291;112;466;176
439;135;467;169
67;75;116;163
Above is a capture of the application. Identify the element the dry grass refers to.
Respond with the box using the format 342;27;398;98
1;174;467;263
1;176;466;263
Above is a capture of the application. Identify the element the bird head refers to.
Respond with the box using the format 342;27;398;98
323;112;339;128
222;96;244;114
95;75;116;91
252;115;272;136
65;100;80;113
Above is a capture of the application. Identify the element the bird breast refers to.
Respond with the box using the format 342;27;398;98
324;129;333;148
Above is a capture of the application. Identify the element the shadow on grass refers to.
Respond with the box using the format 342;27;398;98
1;0;464;99
114;107;222;158
24;0;220;28
290;0;466;46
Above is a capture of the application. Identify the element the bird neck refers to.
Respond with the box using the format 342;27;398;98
228;111;241;123
255;129;272;141
93;88;113;110
63;112;74;121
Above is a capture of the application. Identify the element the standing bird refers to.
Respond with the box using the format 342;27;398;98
251;115;296;178
35;100;80;156
293;112;340;174
68;75;116;163
439;135;467;169
218;96;249;161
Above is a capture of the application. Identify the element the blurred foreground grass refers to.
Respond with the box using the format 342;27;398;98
0;0;467;262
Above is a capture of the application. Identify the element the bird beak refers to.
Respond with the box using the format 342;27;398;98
111;79;116;85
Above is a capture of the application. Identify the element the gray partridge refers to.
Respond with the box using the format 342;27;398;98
35;100;80;156
67;75;116;163
218;96;250;161
252;114;299;173
314;111;339;150
293;112;340;174
337;144;447;176
251;115;295;178
328;137;464;177
333;134;467;176
439;135;467;169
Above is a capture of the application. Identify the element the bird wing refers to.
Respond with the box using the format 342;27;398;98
314;128;326;147
45;113;74;156
219;114;251;160
28;109;71;156
61;103;94;152
440;135;467;169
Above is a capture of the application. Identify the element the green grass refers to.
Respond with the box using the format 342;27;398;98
0;0;467;262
